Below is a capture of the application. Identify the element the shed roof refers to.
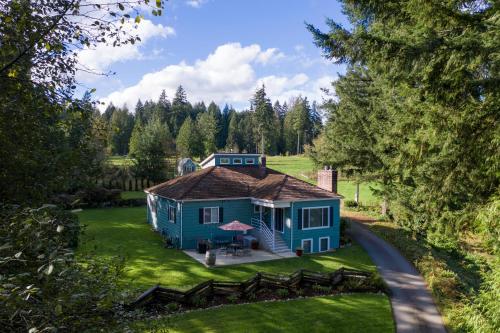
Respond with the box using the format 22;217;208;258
145;166;340;202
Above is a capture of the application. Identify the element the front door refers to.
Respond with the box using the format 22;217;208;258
275;208;284;232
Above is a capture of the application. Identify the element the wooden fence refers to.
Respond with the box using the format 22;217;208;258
129;267;378;309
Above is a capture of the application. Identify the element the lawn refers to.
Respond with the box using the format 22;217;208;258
267;155;379;205
77;207;376;290
121;191;146;200
135;294;394;333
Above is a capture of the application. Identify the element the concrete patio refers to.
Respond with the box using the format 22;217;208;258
184;248;295;267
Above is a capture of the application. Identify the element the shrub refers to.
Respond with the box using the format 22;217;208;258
340;217;350;239
226;294;238;304
0;204;124;332
276;288;289;298
166;302;179;313
191;295;207;307
295;288;304;296
247;293;256;301
344;200;358;208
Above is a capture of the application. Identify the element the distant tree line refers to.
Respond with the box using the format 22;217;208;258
100;85;323;180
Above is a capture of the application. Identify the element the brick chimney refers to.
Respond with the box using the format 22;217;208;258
317;167;338;193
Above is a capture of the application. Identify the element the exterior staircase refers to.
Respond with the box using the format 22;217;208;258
251;218;291;256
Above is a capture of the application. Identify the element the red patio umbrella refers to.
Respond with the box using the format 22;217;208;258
218;220;254;231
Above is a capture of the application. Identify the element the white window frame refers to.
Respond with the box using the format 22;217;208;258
233;158;242;165
301;238;313;254
302;206;330;230
319;236;330;252
168;205;176;223
203;207;220;224
245;158;255;165
220;158;230;165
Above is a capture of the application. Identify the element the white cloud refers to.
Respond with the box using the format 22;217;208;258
186;0;208;8
98;43;335;110
256;48;285;65
77;19;175;82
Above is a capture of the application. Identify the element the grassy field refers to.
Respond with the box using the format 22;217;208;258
267;155;379;205
121;191;146;200
108;154;380;205
135;294;394;333
77;207;376;290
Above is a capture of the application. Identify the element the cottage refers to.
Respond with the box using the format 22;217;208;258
145;153;341;254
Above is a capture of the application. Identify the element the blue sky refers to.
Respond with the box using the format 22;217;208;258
77;0;348;110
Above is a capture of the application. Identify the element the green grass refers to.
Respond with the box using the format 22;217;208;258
135;294;394;333
267;155;379;205
121;191;146;200
107;155;134;166
77;207;376;290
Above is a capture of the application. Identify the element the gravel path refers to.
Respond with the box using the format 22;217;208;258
347;218;447;333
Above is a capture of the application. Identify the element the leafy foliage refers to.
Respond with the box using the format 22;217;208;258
0;205;124;332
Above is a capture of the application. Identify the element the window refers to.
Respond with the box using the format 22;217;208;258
302;207;329;229
245;158;255;165
319;237;329;252
203;207;219;224
220;158;230;165
253;204;260;213
233;158;242;164
302;239;313;254
168;205;176;223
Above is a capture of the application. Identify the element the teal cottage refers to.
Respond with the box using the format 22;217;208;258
145;153;341;254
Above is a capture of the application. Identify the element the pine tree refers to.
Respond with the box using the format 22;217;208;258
207;101;223;148
176;117;202;158
171;85;192;137
197;111;218;156
250;85;274;154
225;111;239;152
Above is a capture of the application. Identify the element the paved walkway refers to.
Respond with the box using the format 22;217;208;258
346;216;447;333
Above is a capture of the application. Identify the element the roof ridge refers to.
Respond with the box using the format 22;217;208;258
178;166;215;199
271;174;289;201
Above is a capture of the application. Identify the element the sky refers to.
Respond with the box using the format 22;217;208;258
77;0;349;111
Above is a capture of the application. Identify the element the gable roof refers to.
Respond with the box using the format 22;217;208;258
145;166;340;202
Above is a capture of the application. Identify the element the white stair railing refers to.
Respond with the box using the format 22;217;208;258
251;218;274;250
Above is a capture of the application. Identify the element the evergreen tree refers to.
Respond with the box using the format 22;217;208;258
225;111;240;152
108;107;134;155
250;85;274;154
220;104;231;149
191;101;207;119
130;116;171;182
176;117;202;158
197;111;218;156
171;85;192;137
207;101;223;148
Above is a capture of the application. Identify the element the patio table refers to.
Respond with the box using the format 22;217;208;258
227;243;242;255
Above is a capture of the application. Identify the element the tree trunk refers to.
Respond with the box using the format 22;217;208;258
381;197;388;216
296;132;300;155
355;183;360;204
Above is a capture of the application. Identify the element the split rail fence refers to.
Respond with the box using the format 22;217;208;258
129;267;378;309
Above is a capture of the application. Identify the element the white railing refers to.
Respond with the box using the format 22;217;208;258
251;218;274;251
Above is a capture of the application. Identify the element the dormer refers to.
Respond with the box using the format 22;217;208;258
200;153;263;169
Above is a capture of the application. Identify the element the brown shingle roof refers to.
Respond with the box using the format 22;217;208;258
145;166;340;201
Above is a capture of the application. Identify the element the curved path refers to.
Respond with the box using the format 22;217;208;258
347;218;447;333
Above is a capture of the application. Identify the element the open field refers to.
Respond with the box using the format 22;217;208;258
77;207;376;290
267;155;379;205
135;294;394;333
108;155;380;205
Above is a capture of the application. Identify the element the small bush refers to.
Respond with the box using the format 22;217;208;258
166;302;179;313
312;284;332;294
295;288;304;296
226;294;238;304
247;293;256;301
191;295;207;307
344;200;358;208
276;288;289;298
